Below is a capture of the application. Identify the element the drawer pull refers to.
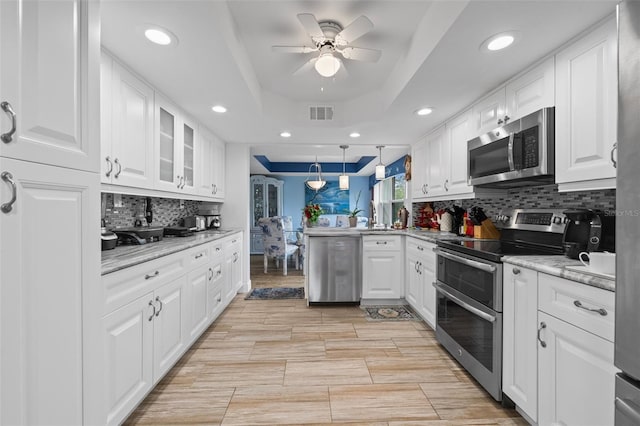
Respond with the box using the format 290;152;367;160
1;101;16;143
538;321;547;348
573;300;607;316
376;241;388;245
417;246;424;251
145;271;159;280
195;253;203;259
512;267;520;275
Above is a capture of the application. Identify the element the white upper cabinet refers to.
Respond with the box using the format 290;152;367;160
555;16;617;191
444;109;473;196
505;56;555;122
154;95;182;192
0;0;99;172
472;57;555;137
410;138;429;200
426;125;447;196
197;125;225;200
180;115;197;194
101;53;155;188
472;88;507;136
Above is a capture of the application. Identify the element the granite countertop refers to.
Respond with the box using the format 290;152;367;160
501;255;615;292
304;227;475;244
101;229;241;276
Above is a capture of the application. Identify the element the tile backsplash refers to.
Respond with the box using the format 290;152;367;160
412;184;616;225
102;193;201;228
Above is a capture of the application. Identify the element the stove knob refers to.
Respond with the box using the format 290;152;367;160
553;216;563;225
563;217;570;224
502;215;511;223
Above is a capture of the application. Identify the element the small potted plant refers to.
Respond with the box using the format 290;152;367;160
302;203;323;227
348;190;363;227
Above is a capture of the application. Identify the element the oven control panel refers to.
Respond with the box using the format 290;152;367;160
494;209;567;233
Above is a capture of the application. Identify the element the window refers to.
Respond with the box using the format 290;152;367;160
374;173;406;227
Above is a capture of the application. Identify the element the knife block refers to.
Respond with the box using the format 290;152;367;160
474;219;501;240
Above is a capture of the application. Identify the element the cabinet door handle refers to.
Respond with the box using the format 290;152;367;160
234;252;238;262
145;270;159;280
155;296;163;317
217;295;222;302
497;118;504;125
417;246;424;251
376;241;388;245
208;267;213;280
504;115;510;123
114;158;122;178
444;179;449;191
148;300;156;321
105;156;113;177
176;175;182;188
574;300;608;316
1;171;17;214
180;176;185;189
195;253;203;259
512;267;520;275
537;321;547;348
1;101;16;143
211;183;215;195
611;142;617;168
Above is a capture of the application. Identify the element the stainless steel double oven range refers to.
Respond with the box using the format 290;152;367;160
434;209;567;401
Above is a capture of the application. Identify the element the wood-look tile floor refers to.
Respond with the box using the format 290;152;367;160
124;256;526;425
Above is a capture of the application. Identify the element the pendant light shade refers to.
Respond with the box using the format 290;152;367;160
305;157;326;191
375;145;386;180
339;145;349;190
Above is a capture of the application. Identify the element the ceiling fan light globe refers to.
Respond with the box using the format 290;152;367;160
315;53;341;77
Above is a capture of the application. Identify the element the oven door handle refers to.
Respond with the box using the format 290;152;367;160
507;132;515;171
434;282;496;323
434;248;496;273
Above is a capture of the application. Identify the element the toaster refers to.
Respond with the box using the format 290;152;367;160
183;215;206;231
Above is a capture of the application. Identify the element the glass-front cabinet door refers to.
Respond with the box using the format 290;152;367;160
155;96;181;192
158;106;176;186
250;175;284;253
181;119;195;192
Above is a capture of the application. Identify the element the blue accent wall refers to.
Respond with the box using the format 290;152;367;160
273;175;371;227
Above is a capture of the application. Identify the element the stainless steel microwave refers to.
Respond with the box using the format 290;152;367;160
468;107;554;187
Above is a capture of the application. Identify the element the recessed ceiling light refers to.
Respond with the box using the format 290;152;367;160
481;31;519;52
415;107;433;116
349;132;361;138
280;131;291;138
143;26;178;46
211;105;227;113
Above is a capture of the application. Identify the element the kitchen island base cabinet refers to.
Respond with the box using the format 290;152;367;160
362;235;404;300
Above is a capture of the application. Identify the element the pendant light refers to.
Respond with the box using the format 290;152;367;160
305;157;326;191
375;145;386;180
339;145;349;190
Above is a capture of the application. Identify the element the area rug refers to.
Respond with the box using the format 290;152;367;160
361;305;419;321
245;287;305;300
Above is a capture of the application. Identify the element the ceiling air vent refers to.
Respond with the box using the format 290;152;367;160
309;106;334;121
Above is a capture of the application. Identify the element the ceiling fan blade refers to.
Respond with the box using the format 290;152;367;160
335;15;373;45
272;45;318;54
297;13;325;40
293;57;317;76
338;46;382;62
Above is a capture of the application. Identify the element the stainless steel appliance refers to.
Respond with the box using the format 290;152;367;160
308;235;361;303
468;107;555;188
562;208;615;259
114;226;165;245
183;215;206;231
435;209;567;401
204;214;221;229
615;2;640;423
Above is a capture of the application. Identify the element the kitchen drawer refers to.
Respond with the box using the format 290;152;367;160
210;241;224;261
363;235;402;251
406;238;435;259
103;251;186;315
538;273;615;342
184;244;210;268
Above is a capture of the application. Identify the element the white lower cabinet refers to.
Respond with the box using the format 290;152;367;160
101;232;242;425
502;265;618;425
362;235;404;299
502;263;538;423
405;237;436;328
104;276;187;426
537;311;617;426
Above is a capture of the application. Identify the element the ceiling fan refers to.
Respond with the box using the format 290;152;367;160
272;13;382;78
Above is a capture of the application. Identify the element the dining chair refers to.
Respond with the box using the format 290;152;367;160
335;215;349;227
258;216;299;275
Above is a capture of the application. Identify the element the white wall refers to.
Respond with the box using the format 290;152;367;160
223;144;251;292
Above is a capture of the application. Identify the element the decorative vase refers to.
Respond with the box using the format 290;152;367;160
349;217;358;227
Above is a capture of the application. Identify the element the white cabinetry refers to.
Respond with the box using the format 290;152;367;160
101;52;155;188
502;263;538;423
362;235;404;300
425;126;447;196
250;175;284;253
197;126;225;200
472;57;554;136
405;237;436;328
154;95;197;195
208;242;225;318
410;138;429;199
225;235;243;302
0;0;99;173
0;1;101;424
555;17;617;191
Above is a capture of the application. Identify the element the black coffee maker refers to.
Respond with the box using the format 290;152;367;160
562;209;615;259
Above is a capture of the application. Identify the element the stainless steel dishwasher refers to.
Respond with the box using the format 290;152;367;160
308;235;362;303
